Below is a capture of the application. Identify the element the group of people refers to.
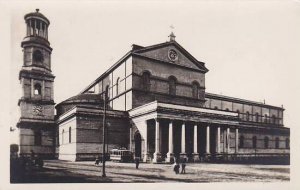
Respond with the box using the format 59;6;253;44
173;157;187;174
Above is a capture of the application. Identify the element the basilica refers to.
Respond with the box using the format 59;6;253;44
17;10;290;163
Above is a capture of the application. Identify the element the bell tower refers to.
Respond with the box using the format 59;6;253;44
17;9;56;158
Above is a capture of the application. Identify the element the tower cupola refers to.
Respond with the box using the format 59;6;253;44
24;8;50;40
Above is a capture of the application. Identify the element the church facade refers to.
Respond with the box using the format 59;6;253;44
17;10;290;163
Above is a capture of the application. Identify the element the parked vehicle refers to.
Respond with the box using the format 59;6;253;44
109;149;133;162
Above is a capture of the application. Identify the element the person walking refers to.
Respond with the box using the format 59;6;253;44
135;157;140;169
181;157;186;174
173;158;180;174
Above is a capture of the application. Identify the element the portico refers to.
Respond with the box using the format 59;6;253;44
129;101;240;163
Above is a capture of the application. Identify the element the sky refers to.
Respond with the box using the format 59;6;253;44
1;0;300;188
4;0;300;129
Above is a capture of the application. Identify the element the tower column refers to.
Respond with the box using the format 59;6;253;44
166;120;174;163
153;118;161;163
42;80;45;99
192;124;200;162
34;19;37;35
31;79;34;97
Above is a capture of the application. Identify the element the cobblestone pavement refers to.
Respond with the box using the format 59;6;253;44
13;160;290;183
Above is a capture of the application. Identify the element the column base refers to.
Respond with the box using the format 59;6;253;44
166;152;174;163
180;153;187;160
143;153;149;163
153;152;162;163
204;153;211;162
192;153;200;162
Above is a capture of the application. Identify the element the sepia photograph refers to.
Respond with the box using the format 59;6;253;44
1;0;300;189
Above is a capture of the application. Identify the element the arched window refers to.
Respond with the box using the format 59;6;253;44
142;71;151;91
115;77;120;96
34;83;42;95
272;115;276;124
34;130;42;146
264;114;268;123
214;106;218;110
192;81;200;99
33;50;44;62
69;127;72;143
246;112;250;121
286;138;290;149
62;129;65;144
225;108;229;111
239;135;244;148
264;136;269;148
252;136;257;148
168;76;177;95
255;113;259;122
275;137;280;149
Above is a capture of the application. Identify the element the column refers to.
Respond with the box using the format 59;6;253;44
216;126;221;153
34;19;37;36
153;119;161;163
226;128;230;153
192;124;200;162
39;21;42;36
129;127;132;152
180;122;186;159
26;20;30;36
31;79;34;98
42;80;45;99
206;125;210;154
166;120;174;163
235;128;239;153
143;121;148;162
46;25;48;39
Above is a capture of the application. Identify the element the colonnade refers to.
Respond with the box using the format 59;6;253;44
142;119;239;163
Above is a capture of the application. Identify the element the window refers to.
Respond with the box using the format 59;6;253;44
252;136;257;148
69;127;72;143
286;138;290;149
214;106;218;110
34;83;42;95
116;77;120;96
239;135;244;148
272;115;276;124
255;113;259;122
192;81;200;99
246;112;250;121
275;137;280;149
264;114;268;123
33;50;44;62
142;71;151;91
264;136;269;148
225;108;229;111
168;76;176;95
34;130;42;146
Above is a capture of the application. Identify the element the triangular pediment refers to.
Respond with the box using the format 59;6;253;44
133;41;208;73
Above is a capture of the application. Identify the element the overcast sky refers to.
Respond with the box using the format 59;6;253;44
3;0;300;132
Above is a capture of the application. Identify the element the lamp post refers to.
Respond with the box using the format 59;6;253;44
102;86;109;177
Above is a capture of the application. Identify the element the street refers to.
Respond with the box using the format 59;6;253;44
11;160;290;183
